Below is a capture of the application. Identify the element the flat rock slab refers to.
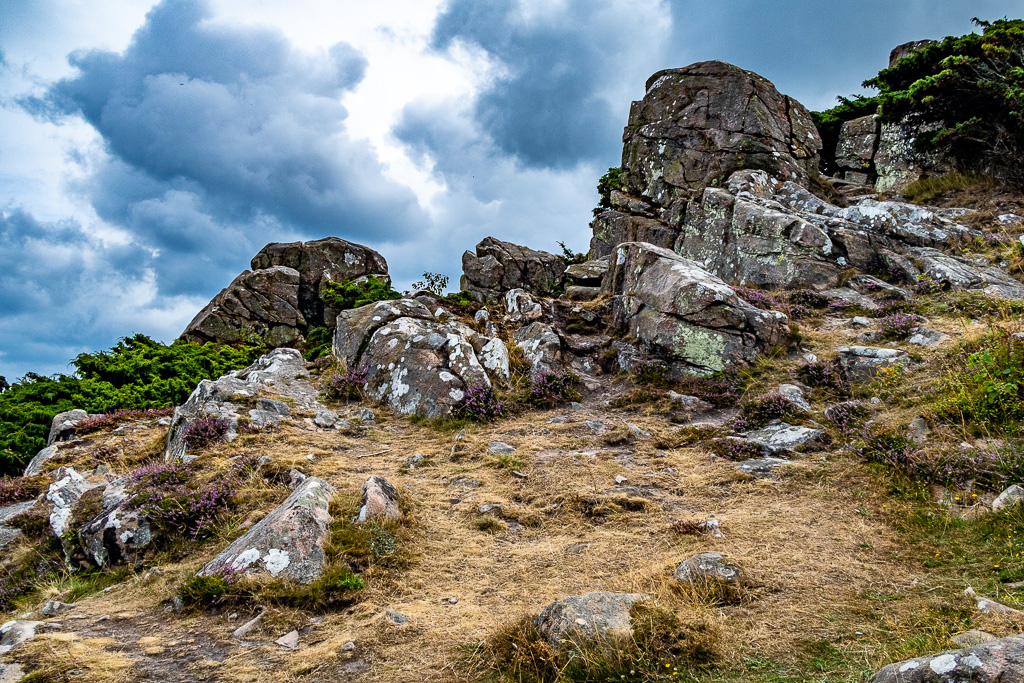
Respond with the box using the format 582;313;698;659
675;552;740;583
534;591;650;652
835;345;910;383
0;620;43;655
736;457;791;477
199;477;335;584
869;633;1024;682
741;422;826;456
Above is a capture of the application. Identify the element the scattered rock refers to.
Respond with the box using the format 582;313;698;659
614;475;628;485
675;552;740;583
777;384;810;412
386;610;409;625
739;423;826;456
23;443;61;477
868;633;1024;682
628;424;651;439
340;640;355;651
0;620;43;654
40;601;75;618
314;410;339;429
993;485;1024;511
487;442;516;455
199;477;335;584
835;346;910;383
461;237;565;303
533;591;651;652
951;630;997;648
357;476;401;524
352;408;376;424
907;327;949;346
513;321;562;370
586;420;605;435
908;416;930;442
667;392;713;412
231;613;263;639
275;630;299;649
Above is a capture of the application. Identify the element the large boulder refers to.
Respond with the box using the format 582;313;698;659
619;61;820;205
461;237;565;303
47;409;88;445
534;592;651;653
332;299;510;418
606;242;789;376
250;237;389;328
166;348;323;461
198;477;335;584
46;468;98;538
869;633;1024;682
180;266;305;346
77;479;151;568
835;114;880;183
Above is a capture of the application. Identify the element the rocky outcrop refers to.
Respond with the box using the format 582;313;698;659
180;266;305;346
869;633;1024;682
165;348;323;461
47;409;88;445
835;114;879;184
613;61;820;217
332;298;510;418
78;480;151;568
46;468;98;538
198;477;335;584
250;237;390;328
180;237;389;346
461;237;565;303
835;346;911;383
534;592;650;652
675;552;740;583
606;242;789;376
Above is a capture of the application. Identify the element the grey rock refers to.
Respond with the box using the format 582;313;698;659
565;285;602;302
231;613;263;639
740;423;825;456
504;288;544;323
737;457;791;477
352;407;375;424
868;633;1024;682
836;114;879;175
606;242;789;376
851;316;872;327
835;346;910;383
275;630;299;649
667;392;713;412
461;237;565;303
514;322;562;370
47;468;98;538
0;663;25;682
198;477;335;584
628;424;650;439
908;327;949;346
340;640;356;651
386;609;409;625
357;475;401;524
993;485;1024;511
79;481;152;568
908;416;930;442
951;630;997;648
777;384;811;412
533;591;651;652
0;620;43;655
47;409;88;446
675;552;740;583
40;601;75;617
586;421;605;435
487;442;517;455
24;443;61;477
314;410;339;428
565;258;609;286
0;501;33;550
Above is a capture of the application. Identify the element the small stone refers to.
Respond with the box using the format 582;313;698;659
511;470;529;479
341;641;355;651
487;441;517;455
352;408;376;423
407;453;424;470
479;504;503;514
569;402;584;411
951;630;996;648
585;420;605;434
993;484;1024;510
851;316;871;327
548;417;565;423
93;463;110;476
314;410;339;429
628;424;650;438
675;552;740;583
257;456;273;466
171;597;184;613
870;397;881;404
275;630;299;649
40;601;75;618
444;597;458;604
908;416;930;442
232;613;263;639
228;613;238;621
288;469;307;489
614;475;628;484
386;609;409;625
698;517;723;538
777;384;811;412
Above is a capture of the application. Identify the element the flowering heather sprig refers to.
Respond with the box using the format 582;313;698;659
180;416;230;450
0;475;45;505
731;391;803;432
326;365;369;401
527;367;580;408
673;374;740;408
75;407;175;435
709;438;763;461
879;312;925;340
824;401;869;434
453;383;507;422
798;358;850;394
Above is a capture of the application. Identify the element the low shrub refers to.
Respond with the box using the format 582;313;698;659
732;391;805;431
709;438;763;461
325;365;369;402
628;359;673;388
0;475;47;505
179;416;230;450
452;383;507;422
824;401;869;434
798;358;850;395
936;328;1024;433
321;276;401;310
74;407;176;435
301;326;333;361
527;368;580;408
672;374;740;408
879;312;925;339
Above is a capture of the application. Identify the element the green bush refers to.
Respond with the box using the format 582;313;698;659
0;335;263;475
936;327;1024;433
321;276;401;310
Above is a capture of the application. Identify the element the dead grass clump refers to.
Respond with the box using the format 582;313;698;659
566;492;649;518
11;633;136;683
672;574;749;608
653;425;718;450
474;604;721;682
904;172;1000;205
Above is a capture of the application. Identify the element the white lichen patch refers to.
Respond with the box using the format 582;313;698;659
263;549;291;576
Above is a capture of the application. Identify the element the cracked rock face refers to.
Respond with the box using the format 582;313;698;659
332;298;510;418
868;633;1024;682
606;241;789;376
199;476;335;584
461;237;565;303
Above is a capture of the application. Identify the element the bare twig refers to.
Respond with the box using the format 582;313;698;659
356;449;391;459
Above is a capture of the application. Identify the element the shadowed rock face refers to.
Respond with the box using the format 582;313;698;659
198;476;336;585
534;592;651;653
621;61;821;204
461;237;565;303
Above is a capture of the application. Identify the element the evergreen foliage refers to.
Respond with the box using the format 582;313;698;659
0;335;263;475
321;276;401;310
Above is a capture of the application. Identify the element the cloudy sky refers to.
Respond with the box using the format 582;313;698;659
0;0;1019;380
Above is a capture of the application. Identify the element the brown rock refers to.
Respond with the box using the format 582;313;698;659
461;237;565;303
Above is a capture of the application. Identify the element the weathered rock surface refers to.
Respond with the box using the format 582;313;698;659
78;480;151;568
869;633;1024;682
166;348;321;461
47;409;88;445
461;237;565;303
357;476;401;524
46;468;98;538
514;322;562;370
0;620;43;655
606;242;789;375
180;266;305;346
533;592;650;652
24;444;61;477
250;237;389;328
199;477;335;584
0;501;33;549
675;552;740;583
738;422;826;456
332;299;510;418
836;114;880;182
835;346;910;383
993;484;1024;511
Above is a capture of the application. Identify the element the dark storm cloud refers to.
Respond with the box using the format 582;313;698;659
428;0;667;169
21;0;427;298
